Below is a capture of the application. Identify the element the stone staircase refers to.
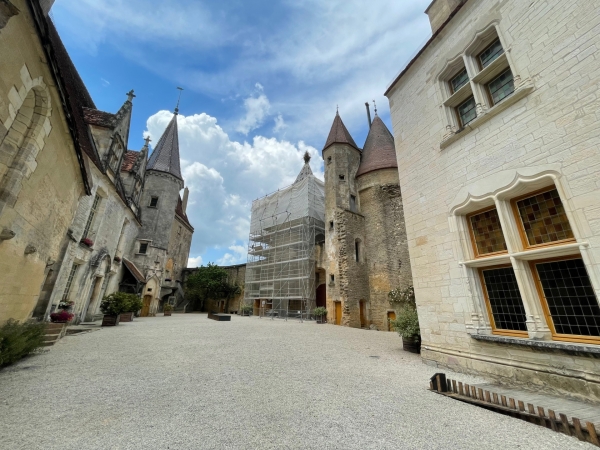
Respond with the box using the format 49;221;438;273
42;323;67;347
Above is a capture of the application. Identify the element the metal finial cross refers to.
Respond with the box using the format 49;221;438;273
126;89;136;102
372;100;378;116
144;136;151;147
174;87;184;115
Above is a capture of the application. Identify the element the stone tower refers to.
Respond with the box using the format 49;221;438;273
131;108;193;315
322;112;369;327
356;113;412;331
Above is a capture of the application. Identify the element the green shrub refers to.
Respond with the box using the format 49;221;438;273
390;307;420;341
240;304;253;313
100;292;133;316
125;295;143;313
0;320;45;368
163;303;173;312
388;285;415;308
313;307;327;317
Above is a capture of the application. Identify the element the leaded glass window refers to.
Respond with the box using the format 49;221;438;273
488;69;515;105
478;39;504;69
457;96;477;127
468;208;507;256
534;258;600;339
481;267;528;333
515;188;574;247
450;68;469;93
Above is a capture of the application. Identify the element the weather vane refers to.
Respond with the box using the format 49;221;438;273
372;100;378;116
174;87;184;115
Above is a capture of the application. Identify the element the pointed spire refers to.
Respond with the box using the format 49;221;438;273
147;113;182;180
295;151;314;183
356;115;397;178
323;110;359;152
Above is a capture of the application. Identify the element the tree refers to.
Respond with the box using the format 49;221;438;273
185;263;239;312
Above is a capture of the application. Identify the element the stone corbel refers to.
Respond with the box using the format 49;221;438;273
0;0;19;30
24;244;37;255
0;228;15;241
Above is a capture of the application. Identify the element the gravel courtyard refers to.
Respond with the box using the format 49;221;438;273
0;315;591;449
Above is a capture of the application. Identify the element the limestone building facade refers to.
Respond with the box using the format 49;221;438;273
0;0;91;322
322;111;412;331
385;0;600;401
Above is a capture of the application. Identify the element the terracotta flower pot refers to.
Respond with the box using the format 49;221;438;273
402;336;421;354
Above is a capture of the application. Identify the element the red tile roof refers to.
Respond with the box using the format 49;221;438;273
121;150;139;172
122;258;146;283
323;112;359;152
175;195;194;231
356;116;398;178
83;107;116;128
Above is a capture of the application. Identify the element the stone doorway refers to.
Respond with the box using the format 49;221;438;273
387;311;396;332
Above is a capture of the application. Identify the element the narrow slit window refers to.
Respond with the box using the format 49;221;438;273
139;242;149;254
480;266;528;335
514;188;574;247
478;38;504;69
488;69;515;105
533;258;600;341
329;221;334;230
339;175;345;181
468;208;507;256
350;195;357;212
355;240;360;262
330;274;335;283
456;96;477;127
450;68;469;93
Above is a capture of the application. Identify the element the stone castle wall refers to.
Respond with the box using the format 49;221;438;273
386;0;600;401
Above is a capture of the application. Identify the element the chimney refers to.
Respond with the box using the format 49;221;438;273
425;0;466;34
182;187;189;214
39;0;56;16
365;102;372;128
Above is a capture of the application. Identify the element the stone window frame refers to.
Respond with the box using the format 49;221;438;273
436;22;535;149
148;196;159;208
137;240;151;255
451;172;600;345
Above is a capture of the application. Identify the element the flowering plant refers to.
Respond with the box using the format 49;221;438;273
113;256;122;262
80;238;94;247
50;310;74;323
57;300;74;311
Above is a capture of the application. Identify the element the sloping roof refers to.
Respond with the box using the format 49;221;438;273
82;107;116;128
322;112;359;152
147;113;182;180
121;150;139;172
46;20;104;171
175;195;194;231
122;258;146;283
294;162;314;183
356;116;398;178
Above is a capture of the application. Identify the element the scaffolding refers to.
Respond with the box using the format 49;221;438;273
243;169;325;320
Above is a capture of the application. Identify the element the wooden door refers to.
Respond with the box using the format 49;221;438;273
359;301;366;328
141;295;152;317
387;311;396;332
219;301;224;313
335;302;342;325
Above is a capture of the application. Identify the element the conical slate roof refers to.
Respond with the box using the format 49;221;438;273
322;112;359;151
147;113;182;180
356;115;398;178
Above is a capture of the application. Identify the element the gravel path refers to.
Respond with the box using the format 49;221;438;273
0;314;591;449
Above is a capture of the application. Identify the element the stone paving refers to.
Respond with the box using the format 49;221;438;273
0;314;593;449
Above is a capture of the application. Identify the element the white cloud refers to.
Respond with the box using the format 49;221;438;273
236;83;271;135
216;244;247;266
273;114;287;133
187;255;203;268
145;111;323;258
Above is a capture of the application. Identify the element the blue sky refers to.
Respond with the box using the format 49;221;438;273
51;0;433;267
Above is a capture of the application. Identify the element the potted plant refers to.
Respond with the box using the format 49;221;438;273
50;310;74;323
120;294;143;322
99;292;129;326
240;305;253;317
57;300;74;311
80;238;94;248
163;303;173;316
388;285;421;353
313;307;327;324
113;256;122;263
390;307;421;353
